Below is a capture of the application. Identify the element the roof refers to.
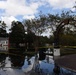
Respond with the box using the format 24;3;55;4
0;37;9;40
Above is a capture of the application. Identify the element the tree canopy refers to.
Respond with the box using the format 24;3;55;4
0;21;7;37
9;21;25;47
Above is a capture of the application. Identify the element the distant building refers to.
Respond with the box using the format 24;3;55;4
0;37;9;51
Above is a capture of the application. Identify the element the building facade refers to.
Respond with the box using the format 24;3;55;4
0;37;9;51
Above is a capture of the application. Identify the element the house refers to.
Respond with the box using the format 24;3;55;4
0;37;9;51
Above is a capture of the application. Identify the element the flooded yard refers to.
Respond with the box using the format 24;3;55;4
0;52;54;75
0;50;76;75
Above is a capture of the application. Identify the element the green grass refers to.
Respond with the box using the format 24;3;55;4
9;46;76;56
60;47;76;56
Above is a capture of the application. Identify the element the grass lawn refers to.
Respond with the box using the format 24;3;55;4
60;46;76;56
9;46;76;56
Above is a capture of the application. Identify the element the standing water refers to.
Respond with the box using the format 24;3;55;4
0;48;76;75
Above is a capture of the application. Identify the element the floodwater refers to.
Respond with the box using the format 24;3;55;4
0;52;54;75
0;48;76;75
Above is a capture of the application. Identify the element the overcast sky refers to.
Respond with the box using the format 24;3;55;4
0;0;76;36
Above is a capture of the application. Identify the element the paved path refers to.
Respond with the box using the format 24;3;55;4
55;54;76;72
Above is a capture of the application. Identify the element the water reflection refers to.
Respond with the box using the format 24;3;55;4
0;53;25;69
9;55;25;68
0;54;7;68
0;48;76;75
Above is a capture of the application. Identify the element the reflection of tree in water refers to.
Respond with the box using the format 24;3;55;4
9;48;25;68
38;48;46;60
0;54;7;68
9;55;25;68
0;54;7;61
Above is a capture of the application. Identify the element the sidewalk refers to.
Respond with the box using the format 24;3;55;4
55;54;76;72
